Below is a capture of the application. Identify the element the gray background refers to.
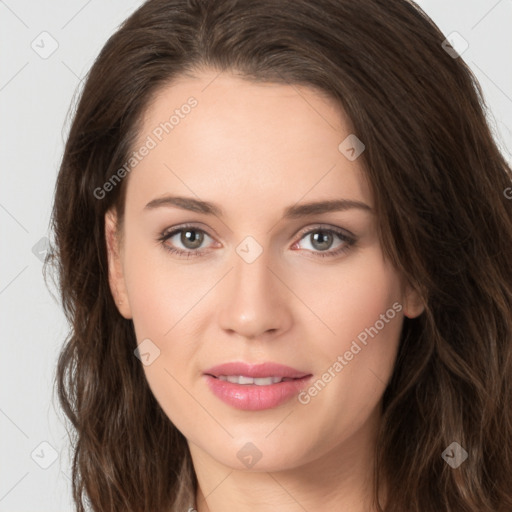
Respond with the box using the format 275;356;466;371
1;1;511;510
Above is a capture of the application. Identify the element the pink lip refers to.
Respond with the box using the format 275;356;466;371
204;361;310;379
203;362;312;411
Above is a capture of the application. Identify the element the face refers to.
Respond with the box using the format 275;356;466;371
105;70;424;474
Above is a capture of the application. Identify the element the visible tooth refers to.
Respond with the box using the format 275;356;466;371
217;375;285;385
226;375;247;384
253;377;275;386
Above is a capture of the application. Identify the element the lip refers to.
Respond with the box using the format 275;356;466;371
203;361;312;411
203;361;310;379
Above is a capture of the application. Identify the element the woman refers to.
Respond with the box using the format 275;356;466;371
45;0;512;510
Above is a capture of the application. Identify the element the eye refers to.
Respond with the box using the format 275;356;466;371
157;224;214;258
157;224;356;259
293;226;356;258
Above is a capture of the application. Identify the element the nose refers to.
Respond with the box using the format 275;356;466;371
217;243;292;340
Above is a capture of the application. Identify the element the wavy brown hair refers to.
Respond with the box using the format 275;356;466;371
45;0;512;510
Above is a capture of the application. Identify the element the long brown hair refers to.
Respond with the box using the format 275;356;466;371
45;0;512;510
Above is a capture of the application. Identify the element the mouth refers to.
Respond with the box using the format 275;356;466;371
203;361;311;382
202;361;312;410
206;375;308;385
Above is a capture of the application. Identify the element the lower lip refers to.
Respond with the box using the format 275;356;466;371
204;375;312;411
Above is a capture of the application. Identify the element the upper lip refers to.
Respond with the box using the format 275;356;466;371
204;362;311;379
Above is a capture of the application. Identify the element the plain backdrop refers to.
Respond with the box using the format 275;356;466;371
1;1;511;510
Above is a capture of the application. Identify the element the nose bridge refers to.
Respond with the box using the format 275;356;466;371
217;234;290;337
234;236;273;294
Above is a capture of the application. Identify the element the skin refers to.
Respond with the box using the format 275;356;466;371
105;69;424;512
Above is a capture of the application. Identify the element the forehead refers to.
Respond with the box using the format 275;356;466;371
125;71;372;218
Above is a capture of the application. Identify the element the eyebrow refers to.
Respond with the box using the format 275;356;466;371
143;195;372;218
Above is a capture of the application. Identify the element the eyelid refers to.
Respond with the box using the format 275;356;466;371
294;223;355;241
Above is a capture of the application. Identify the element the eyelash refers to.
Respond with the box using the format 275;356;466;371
157;223;356;260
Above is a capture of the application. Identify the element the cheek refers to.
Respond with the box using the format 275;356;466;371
296;249;403;355
122;234;198;339
122;242;204;431
296;251;404;417
122;234;206;378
